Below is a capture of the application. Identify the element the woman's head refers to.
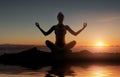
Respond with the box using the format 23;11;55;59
57;12;64;23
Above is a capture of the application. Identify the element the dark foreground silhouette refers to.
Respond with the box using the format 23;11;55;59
0;47;120;68
0;47;120;77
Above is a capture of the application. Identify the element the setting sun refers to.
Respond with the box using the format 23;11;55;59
97;42;104;46
95;41;110;47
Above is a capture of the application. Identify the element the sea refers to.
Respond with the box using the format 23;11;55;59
0;45;120;77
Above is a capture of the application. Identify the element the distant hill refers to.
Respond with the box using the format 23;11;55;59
0;44;50;55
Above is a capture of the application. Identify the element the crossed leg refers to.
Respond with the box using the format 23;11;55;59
45;40;58;54
45;40;76;55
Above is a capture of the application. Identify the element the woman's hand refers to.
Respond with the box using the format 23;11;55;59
83;22;87;28
35;22;40;28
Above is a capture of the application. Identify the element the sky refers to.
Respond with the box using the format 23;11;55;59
0;0;120;46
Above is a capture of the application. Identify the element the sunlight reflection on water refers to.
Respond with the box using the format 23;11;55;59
72;65;118;77
0;64;120;77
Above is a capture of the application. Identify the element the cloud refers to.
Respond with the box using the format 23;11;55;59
98;16;120;23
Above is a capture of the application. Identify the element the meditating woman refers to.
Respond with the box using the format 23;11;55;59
35;12;87;54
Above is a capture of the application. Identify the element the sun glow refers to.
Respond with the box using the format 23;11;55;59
97;42;104;46
95;41;110;47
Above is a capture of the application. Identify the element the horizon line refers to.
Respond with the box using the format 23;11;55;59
0;43;120;47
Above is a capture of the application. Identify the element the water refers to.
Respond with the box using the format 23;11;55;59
0;64;120;77
72;65;120;77
72;46;120;53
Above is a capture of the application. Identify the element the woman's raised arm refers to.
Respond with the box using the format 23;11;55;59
35;22;55;36
66;23;87;36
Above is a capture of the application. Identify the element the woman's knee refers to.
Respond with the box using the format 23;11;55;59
70;40;76;45
45;40;55;48
45;40;50;45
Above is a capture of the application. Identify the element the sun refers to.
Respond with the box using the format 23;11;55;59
96;42;104;47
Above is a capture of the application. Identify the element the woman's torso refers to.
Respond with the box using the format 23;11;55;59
54;24;66;47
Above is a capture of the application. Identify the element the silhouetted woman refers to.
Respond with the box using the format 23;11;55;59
35;12;87;54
